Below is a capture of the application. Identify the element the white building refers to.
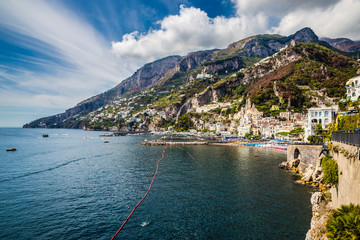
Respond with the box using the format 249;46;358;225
237;124;251;137
346;76;360;102
304;105;338;141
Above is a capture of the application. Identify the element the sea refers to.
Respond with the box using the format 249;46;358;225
0;128;312;240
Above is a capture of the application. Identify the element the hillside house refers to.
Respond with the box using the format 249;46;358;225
346;75;360;101
304;105;338;141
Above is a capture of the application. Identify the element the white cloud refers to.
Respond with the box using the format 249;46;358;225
231;0;340;16
112;5;269;63
0;0;132;111
111;0;360;65
272;0;360;39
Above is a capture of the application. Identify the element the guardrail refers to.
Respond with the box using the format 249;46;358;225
332;129;360;146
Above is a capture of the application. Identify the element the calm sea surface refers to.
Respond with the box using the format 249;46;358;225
0;128;312;239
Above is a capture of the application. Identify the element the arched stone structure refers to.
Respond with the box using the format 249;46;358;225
287;144;323;174
294;148;301;160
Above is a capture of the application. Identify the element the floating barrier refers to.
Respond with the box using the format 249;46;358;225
110;145;168;239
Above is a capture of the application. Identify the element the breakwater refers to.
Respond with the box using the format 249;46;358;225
140;141;209;145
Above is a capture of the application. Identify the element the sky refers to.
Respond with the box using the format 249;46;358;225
1;0;360;127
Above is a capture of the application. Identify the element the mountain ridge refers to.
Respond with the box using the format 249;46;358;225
23;27;360;129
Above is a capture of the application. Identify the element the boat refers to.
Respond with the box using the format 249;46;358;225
6;147;16;151
42;134;49;137
104;140;110;143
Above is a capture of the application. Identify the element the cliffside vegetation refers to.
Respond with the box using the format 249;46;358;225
247;43;358;115
335;113;360;130
174;114;194;132
326;203;360;239
321;155;339;186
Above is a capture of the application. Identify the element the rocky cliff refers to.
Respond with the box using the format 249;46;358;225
228;27;320;58
321;37;360;52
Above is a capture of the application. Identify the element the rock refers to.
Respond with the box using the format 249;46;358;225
312;165;324;183
288;159;300;168
278;161;287;169
175;52;212;72
305;192;331;240
311;192;323;206
302;165;314;182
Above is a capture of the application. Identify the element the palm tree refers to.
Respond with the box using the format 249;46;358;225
326;203;360;239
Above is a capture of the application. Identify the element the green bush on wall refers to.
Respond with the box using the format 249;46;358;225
321;155;338;186
326;203;360;239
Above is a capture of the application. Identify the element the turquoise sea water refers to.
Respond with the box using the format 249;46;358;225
0;128;312;239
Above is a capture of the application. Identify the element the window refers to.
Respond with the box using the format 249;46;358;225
311;112;314;117
319;112;322;117
315;112;318;117
319;119;322;124
324;118;329;125
324;111;329;117
353;92;356;97
352;82;355;87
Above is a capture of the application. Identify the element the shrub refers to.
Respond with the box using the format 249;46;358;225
326;204;360;239
174;114;194;132
321;155;338;186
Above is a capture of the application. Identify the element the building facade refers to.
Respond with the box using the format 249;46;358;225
304;105;338;141
346;75;360;102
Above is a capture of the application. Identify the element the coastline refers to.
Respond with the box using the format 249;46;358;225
140;139;288;154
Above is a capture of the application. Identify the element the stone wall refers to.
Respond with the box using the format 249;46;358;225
330;141;360;208
287;144;323;174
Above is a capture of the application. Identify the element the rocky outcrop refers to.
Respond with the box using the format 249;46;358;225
278;158;300;170
291;27;319;43
305;192;332;240
175;52;212;72
228;27;320;58
321;37;360;52
241;46;303;85
116;55;182;92
204;56;245;74
176;86;226;118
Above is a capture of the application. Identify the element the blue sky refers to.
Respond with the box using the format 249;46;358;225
1;0;359;127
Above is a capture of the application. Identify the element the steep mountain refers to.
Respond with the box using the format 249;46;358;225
321;37;360;52
23;27;360;129
176;42;359;119
23;55;182;128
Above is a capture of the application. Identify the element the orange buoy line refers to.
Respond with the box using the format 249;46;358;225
110;145;168;240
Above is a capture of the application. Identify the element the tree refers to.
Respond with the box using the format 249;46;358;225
174;114;194;132
326;204;360;239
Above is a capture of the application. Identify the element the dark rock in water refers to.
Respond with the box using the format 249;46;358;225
278;161;287;169
289;159;300;168
278;159;300;169
6;147;16;151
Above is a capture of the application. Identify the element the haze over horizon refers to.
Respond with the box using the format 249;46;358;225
1;0;360;127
